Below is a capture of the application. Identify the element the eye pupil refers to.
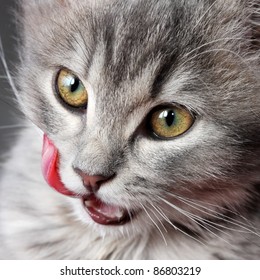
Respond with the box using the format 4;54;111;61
164;110;175;127
70;77;80;93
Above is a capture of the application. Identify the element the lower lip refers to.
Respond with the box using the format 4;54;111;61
82;196;132;226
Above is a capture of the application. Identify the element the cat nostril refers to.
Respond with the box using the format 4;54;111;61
83;174;109;192
74;168;113;193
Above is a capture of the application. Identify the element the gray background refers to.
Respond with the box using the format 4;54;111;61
0;0;21;154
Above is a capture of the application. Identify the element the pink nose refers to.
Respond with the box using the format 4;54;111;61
74;168;112;193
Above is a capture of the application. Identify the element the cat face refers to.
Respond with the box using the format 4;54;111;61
18;0;260;237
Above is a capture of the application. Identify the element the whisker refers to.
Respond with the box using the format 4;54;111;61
170;194;241;222
201;218;251;235
0;39;27;119
0;75;14;79
169;193;260;236
146;202;168;233
149;203;177;231
186;215;234;246
0;39;20;101
0;124;28;130
150;202;206;246
165;201;233;237
158;196;234;246
139;202;167;245
127;208;136;237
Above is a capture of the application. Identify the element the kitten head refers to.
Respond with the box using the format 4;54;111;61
17;0;260;237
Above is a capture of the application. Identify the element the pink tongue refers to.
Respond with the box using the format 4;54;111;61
41;134;76;197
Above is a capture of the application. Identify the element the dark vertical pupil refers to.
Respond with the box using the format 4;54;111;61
70;77;80;93
165;110;175;127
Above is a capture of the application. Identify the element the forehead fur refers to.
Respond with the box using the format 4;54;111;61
19;0;260;79
17;0;259;144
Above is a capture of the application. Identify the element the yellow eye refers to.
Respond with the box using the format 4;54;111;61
150;105;194;138
56;69;88;108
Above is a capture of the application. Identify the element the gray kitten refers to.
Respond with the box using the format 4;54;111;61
0;0;260;259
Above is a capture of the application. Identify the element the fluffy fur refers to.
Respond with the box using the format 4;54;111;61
0;0;260;259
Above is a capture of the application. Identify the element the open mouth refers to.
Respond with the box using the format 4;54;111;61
42;134;134;226
82;195;132;226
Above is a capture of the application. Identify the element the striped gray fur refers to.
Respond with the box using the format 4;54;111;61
0;0;260;259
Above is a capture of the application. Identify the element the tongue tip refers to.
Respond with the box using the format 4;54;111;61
42;134;77;197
